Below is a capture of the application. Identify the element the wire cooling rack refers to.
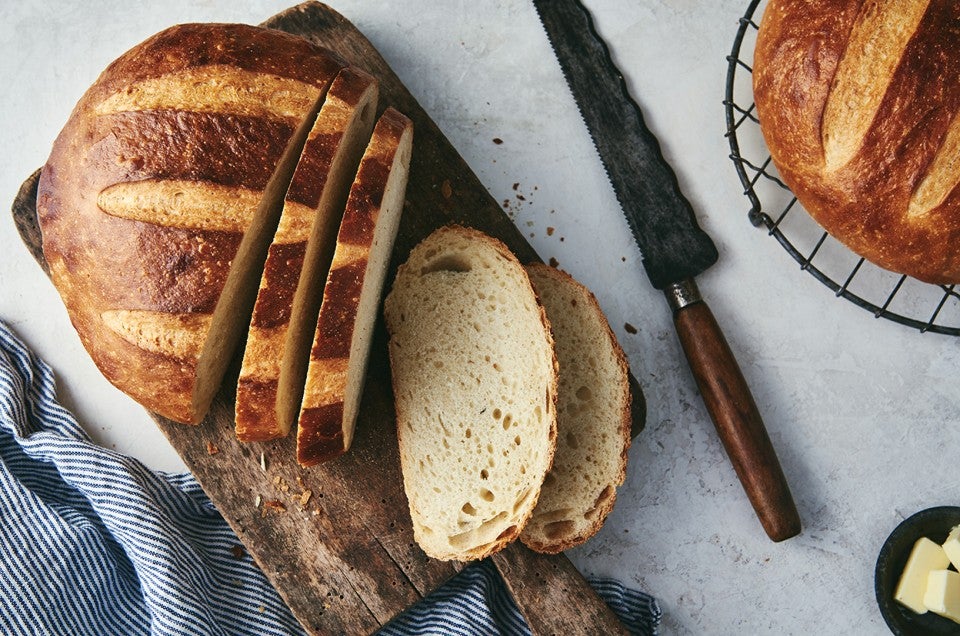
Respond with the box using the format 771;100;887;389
724;0;960;336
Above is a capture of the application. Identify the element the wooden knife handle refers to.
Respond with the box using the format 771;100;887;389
666;279;801;542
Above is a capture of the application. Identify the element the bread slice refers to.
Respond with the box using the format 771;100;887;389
519;264;631;554
383;226;558;561
297;108;413;465
235;68;378;442
36;24;344;424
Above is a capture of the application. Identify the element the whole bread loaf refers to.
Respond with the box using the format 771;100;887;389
384;226;558;561
297;108;413;466
519;265;631;554
235;67;378;442
37;24;343;423
753;0;960;284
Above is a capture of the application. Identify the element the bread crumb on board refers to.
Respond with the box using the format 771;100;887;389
261;500;286;517
206;441;220;455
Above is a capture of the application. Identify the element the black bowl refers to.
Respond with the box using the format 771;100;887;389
875;506;960;635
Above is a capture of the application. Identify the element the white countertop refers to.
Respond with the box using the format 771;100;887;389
2;1;958;633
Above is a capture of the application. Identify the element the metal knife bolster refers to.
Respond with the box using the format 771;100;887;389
665;279;703;313
532;0;718;289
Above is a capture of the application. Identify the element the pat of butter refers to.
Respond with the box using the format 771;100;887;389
944;525;960;571
923;570;960;624
894;537;950;614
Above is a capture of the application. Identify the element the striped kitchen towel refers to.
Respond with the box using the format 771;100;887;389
0;320;660;636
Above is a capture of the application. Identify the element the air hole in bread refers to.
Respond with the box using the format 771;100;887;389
465;428;472;439
486;443;494;455
501;414;512;430
420;253;472;275
534;405;542;423
584;486;615;520
462;502;477;516
576;386;593;401
448;511;508;549
480;488;495;502
480;469;489;480
544;520;576;541
492;408;502;420
512;487;533;515
514;435;522;446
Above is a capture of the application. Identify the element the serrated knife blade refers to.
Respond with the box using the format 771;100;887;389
533;0;800;541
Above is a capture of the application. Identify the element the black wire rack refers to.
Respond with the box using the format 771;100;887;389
724;0;960;336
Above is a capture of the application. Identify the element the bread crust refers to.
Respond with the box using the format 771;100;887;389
753;0;960;284
37;23;343;423
235;67;378;442
297;108;413;465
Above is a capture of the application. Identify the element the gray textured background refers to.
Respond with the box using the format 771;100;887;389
2;1;957;633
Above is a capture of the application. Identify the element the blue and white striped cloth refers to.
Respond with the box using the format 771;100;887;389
0;320;660;635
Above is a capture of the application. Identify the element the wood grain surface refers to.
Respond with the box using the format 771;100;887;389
12;3;645;633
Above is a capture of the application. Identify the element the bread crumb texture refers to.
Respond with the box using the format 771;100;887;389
520;264;631;553
384;226;557;560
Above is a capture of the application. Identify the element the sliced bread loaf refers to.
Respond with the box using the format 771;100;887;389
383;226;558;561
519;264;631;554
36;24;344;424
297;108;413;465
235;67;378;442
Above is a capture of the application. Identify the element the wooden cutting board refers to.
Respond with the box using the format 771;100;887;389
12;2;647;634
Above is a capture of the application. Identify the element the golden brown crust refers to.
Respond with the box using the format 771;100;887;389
754;0;960;284
297;108;413;466
234;67;378;442
84;23;344;109
297;403;347;464
37;23;343;424
235;379;283;442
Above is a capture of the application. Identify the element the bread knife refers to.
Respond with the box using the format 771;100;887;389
532;0;801;541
